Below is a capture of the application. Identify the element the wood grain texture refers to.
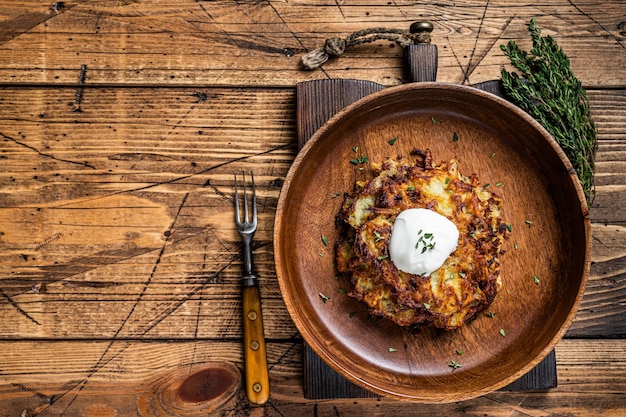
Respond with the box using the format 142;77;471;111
405;43;438;83
297;77;558;400
303;343;558;399
0;339;624;417
0;87;298;343
0;87;623;342
242;285;270;404
0;1;625;412
0;1;624;87
276;82;589;401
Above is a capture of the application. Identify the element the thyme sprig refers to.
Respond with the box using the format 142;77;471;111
500;19;597;203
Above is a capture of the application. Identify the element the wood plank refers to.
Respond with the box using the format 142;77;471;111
297;79;385;400
0;86;299;341
0;1;623;415
0;339;624;416
0;87;624;341
568;90;626;338
295;77;558;399
296;79;384;149
0;1;624;87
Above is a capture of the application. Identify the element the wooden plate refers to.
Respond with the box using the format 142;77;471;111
274;82;590;402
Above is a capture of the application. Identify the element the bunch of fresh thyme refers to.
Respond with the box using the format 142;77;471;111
500;19;597;204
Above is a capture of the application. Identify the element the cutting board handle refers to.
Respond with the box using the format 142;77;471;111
405;21;438;82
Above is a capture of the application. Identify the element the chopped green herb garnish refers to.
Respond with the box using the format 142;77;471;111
491;152;496;158
332;192;342;198
445;177;450;184
486;311;497;318
416;232;436;252
514;242;519;250
388;347;397;352
526;220;533;227
388;137;398;145
349;312;357;318
376;255;388;261
507;224;513;232
449;360;462;370
423;302;431;309
496;182;503;187
321;235;328;246
499;328;506;337
452;132;459;142
319;293;330;303
352;146;358;153
349;154;369;165
456;349;464;356
534;274;540;285
458;272;466;278
374;231;383;242
430;116;436;124
407;185;415;191
483;183;490;188
338;288;346;294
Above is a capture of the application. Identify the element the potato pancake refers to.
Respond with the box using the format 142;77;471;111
335;149;508;330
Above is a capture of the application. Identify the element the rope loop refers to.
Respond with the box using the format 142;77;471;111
300;22;433;70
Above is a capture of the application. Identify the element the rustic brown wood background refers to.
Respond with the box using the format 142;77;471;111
0;1;624;416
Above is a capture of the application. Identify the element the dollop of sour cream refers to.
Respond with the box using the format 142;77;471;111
389;208;459;276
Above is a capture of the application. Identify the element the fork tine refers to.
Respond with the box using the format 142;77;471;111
234;172;241;226
251;172;257;227
234;171;257;229
243;172;249;224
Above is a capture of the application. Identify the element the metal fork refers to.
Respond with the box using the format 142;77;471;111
234;171;270;405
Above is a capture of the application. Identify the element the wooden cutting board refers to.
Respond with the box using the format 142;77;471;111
295;77;558;399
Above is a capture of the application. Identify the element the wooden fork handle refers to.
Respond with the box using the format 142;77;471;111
242;283;270;404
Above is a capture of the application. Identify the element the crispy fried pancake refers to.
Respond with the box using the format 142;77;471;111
335;150;508;330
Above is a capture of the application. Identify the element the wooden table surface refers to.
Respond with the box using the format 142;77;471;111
1;1;624;416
